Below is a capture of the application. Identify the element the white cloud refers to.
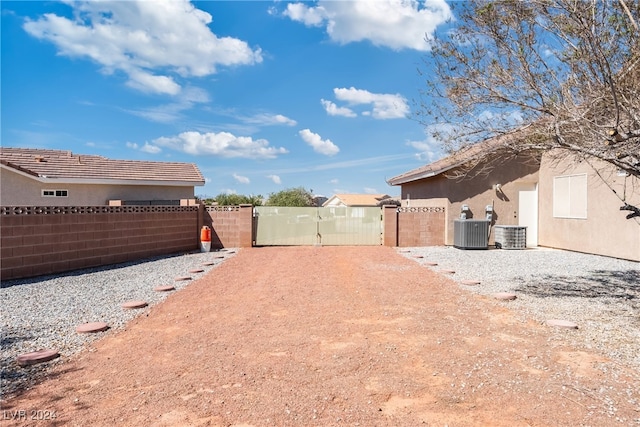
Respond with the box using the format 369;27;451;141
243;113;297;126
151;131;288;159
321;99;357;117
267;174;282;184
283;0;452;51
407;139;439;162
329;178;339;184
406;124;449;162
284;3;327;27
126;70;182;95
332;87;409;119
126;141;162;154
125;86;210;123
127;107;182;123
23;0;262;95
233;173;250;184
299;129;340;156
364;187;379;194
258;153;412;175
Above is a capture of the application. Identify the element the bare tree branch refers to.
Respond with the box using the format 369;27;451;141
619;0;639;32
415;0;640;181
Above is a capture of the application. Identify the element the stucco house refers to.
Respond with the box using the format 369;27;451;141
388;136;639;262
536;152;638;261
322;194;394;219
322;193;392;208
0;148;205;206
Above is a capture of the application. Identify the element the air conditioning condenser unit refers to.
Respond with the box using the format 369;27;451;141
454;219;490;249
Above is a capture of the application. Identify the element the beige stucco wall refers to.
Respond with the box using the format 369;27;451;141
538;155;639;261
399;157;540;246
1;168;195;206
324;198;346;208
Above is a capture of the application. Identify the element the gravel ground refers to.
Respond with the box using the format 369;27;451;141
398;246;640;372
0;249;237;398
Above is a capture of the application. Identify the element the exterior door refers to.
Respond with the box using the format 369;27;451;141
518;183;538;247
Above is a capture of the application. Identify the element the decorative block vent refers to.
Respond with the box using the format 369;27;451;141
206;205;241;212
397;206;445;213
1;205;198;215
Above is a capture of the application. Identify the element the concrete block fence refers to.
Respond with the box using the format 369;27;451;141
395;206;446;247
1;204;445;281
202;204;254;249
1;205;200;281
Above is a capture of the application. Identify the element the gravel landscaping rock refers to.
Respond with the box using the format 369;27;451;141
0;249;237;397
398;246;640;372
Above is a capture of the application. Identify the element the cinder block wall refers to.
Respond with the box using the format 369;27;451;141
1;206;199;281
396;207;446;247
203;204;253;249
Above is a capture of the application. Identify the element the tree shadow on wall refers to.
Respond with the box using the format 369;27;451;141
514;269;640;301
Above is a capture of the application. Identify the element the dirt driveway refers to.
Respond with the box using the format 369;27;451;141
2;246;639;426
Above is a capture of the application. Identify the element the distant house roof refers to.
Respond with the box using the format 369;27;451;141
323;193;391;207
0;148;205;186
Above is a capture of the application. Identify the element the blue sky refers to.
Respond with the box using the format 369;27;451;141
2;0;453;199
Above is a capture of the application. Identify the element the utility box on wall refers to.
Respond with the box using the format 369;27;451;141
453;219;490;249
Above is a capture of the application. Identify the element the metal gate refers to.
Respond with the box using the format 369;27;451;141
254;206;382;246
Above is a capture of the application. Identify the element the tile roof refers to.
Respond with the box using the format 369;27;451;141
0;148;204;186
324;194;391;206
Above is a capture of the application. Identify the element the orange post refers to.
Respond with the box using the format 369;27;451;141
200;226;212;252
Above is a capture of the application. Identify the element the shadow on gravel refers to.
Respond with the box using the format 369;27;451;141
514;269;640;300
1;327;46;399
0;250;201;289
0;330;35;348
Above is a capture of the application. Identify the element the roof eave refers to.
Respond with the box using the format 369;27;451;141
0;161;40;178
388;170;438;186
1;165;204;186
388;157;477;185
37;177;205;187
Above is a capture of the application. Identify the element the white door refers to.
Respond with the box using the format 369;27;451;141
518;184;538;247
